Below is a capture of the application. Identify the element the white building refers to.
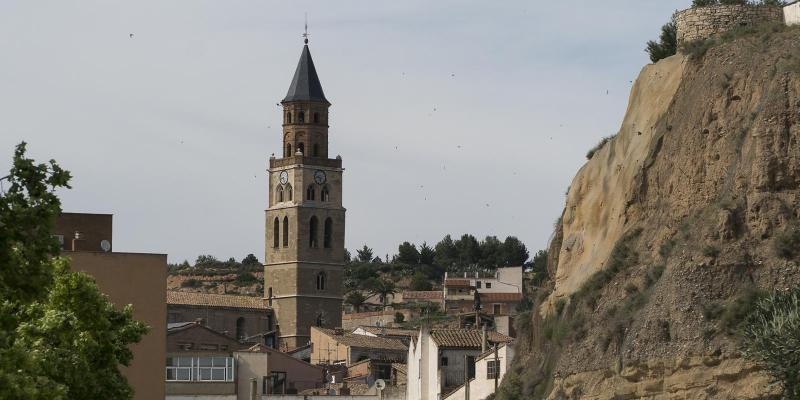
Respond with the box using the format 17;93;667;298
786;1;800;25
441;344;514;400
444;266;523;294
406;328;514;400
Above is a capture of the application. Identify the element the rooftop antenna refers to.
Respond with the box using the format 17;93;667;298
302;13;309;44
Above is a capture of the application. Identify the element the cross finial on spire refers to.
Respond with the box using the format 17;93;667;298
302;13;309;44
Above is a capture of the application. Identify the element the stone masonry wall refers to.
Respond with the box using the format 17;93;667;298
675;5;783;43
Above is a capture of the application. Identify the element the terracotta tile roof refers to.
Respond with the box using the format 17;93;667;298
166;291;270;310
444;279;472;287
403;291;443;300
358;326;419;338
317;328;407;351
480;292;524;302
429;329;514;349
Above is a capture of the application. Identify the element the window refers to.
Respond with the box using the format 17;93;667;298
287;184;293;201
166;357;234;382
485;282;492;289
321;186;330;202
309;216;318;248
313;143;319;157
493;304;501;315
313;112;320;123
323;218;333;248
298;143;305;155
287;113;292;124
264;371;287;394
267;287;273;307
316;271;326;291
298;112;305;123
166;356;193;381
315;313;324;327
236;317;246;340
282;216;289;247
273;218;279;248
286;143;292;156
467;356;476;379
476;281;482;289
487;360;499;379
306;185;315;201
440;357;448;366
277;186;284;202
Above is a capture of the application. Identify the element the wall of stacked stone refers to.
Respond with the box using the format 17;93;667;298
675;5;784;43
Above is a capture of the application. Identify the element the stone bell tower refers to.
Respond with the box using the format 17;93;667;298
265;37;345;349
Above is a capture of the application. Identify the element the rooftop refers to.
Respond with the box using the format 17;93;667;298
429;329;514;349
357;326;419;338
283;44;328;103
166;291;270;311
444;279;472;288
403;290;443;300
480;292;524;302
316;328;407;351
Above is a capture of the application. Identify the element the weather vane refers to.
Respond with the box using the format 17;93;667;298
302;13;309;44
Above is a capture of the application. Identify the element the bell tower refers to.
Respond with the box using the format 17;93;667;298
265;37;346;349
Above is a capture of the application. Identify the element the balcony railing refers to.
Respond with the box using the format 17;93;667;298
270;156;342;169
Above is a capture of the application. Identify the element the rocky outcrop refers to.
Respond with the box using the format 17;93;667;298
508;27;800;400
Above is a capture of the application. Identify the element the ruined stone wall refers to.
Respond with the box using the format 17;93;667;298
675;5;783;43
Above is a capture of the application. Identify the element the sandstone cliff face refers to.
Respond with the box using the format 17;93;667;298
510;28;800;400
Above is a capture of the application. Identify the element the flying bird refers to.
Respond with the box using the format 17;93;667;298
129;33;134;38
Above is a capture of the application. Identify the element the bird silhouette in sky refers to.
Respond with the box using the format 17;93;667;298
129;33;134;38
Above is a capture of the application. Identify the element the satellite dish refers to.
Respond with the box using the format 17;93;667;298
375;379;386;390
100;240;111;252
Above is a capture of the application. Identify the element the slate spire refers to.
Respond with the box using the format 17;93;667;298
282;43;328;104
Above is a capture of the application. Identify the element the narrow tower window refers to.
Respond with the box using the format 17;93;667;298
324;218;333;248
298;143;305;155
315;313;324;327
236;317;246;340
287;184;293;201
287;113;292;124
277;186;284;202
282;216;289;247
306;185;315;201
321;186;330;202
267;287;273;307
273;217;280;248
286;144;292;157
313;143;319;157
314;112;320;123
299;112;305;123
309;216;318;248
316;271;326;291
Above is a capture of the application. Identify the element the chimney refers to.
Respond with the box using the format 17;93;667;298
481;326;487;353
70;231;85;251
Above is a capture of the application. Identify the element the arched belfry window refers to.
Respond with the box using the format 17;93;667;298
309;216;318;248
324;218;333;248
287;184;293;201
314;112;320;123
321;186;330;202
286;144;292;157
306;185;315;201
287;113;292;124
298;143;305;155
277;186;284;203
313;143;319;157
315;313;324;327
299;112;305;123
236;317;246;340
316;271;326;291
282;216;289;247
273;217;280;248
267;287;273;307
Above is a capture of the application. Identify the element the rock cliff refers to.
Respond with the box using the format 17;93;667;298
503;26;800;399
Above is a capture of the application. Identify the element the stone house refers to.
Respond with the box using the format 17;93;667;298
310;327;407;380
441;344;514;400
166;291;276;346
406;328;514;400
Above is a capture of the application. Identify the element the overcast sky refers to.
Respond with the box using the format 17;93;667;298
0;1;688;263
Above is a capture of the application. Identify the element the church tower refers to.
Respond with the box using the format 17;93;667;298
265;38;345;349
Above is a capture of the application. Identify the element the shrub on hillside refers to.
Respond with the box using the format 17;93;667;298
585;135;616;160
646;15;678;63
181;278;202;288
773;224;800;260
233;272;258;286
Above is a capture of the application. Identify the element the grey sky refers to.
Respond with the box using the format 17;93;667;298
0;1;687;263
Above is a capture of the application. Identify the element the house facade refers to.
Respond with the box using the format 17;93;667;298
167;291;275;345
442;344;514;400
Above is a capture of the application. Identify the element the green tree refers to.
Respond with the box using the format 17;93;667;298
397;242;420;265
365;278;398;308
409;272;433;291
0;142;147;400
646;15;677;63
528;249;549;286
419;242;435;266
456;234;481;267
479;236;504;269
741;287;800;399
434;235;458;270
502;236;529;266
241;254;259;265
345;291;367;313
394;312;405;324
195;254;218;266
356;245;374;263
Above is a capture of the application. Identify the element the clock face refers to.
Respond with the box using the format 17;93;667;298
279;171;288;185
314;170;326;185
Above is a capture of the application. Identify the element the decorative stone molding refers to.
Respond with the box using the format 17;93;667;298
675;5;783;43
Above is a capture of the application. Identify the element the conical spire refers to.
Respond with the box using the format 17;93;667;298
282;44;328;103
